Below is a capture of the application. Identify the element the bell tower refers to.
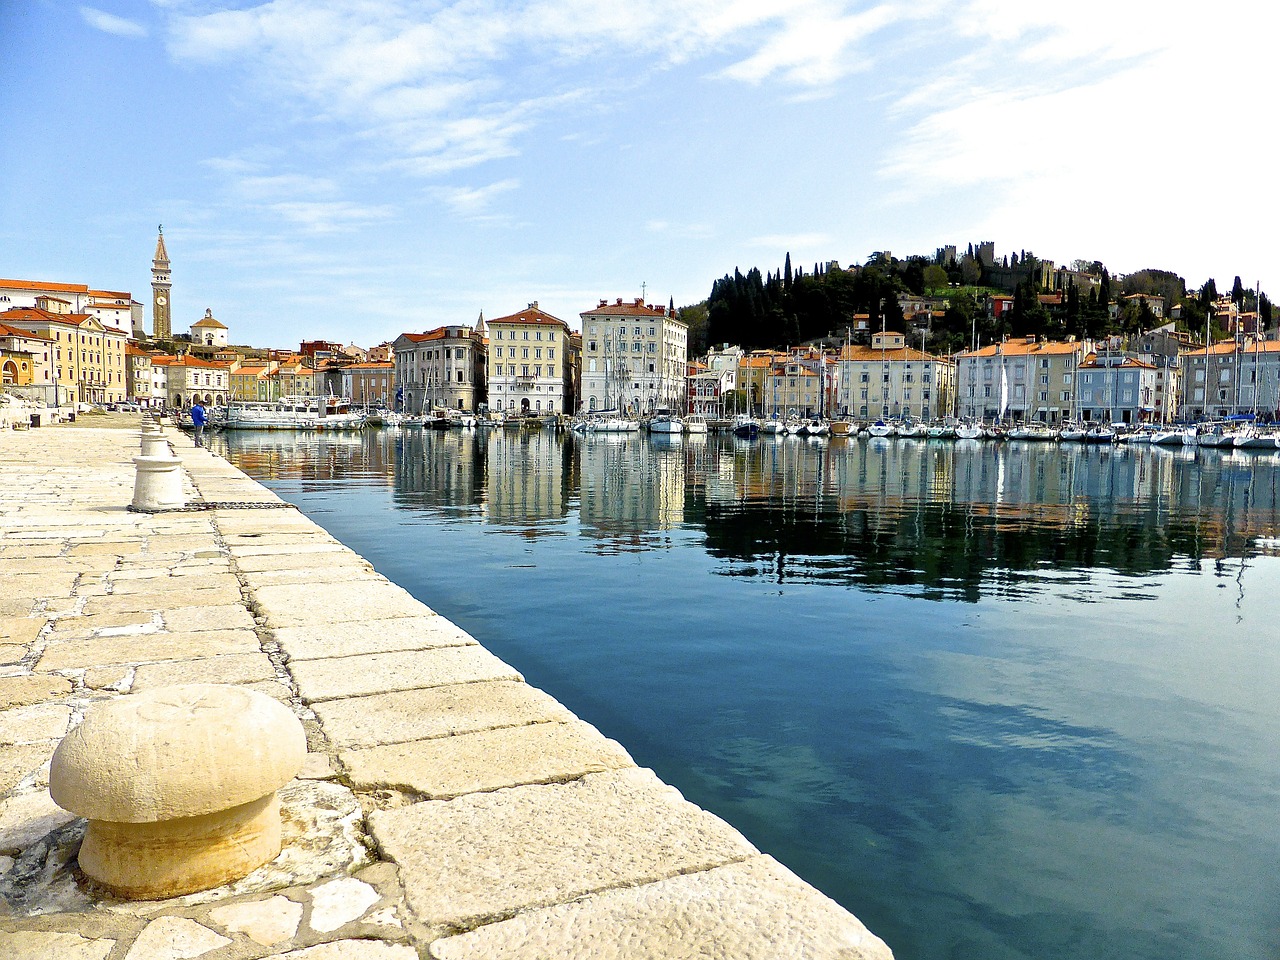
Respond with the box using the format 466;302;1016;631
152;225;172;341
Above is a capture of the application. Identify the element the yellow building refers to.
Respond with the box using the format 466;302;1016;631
486;302;571;415
1;298;128;405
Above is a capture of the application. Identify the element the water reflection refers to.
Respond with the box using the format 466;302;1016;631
213;428;1280;960
213;431;1280;602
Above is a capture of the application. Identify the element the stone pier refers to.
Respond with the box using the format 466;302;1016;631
0;419;893;959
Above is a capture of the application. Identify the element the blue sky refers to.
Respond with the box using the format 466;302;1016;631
1;1;1273;349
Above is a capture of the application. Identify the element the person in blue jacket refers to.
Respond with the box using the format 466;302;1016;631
190;400;207;447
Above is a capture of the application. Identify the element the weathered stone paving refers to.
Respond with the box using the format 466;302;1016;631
0;419;894;958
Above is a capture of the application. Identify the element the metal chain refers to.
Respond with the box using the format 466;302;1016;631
127;501;299;514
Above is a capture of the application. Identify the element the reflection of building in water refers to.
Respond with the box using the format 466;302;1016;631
394;431;481;510
483;430;568;527
219;431;390;485
577;436;685;535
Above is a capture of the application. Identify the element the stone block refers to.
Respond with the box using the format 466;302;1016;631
82;585;244;616
0;788;76;853
163;603;256;633
273;617;474;662
427;855;895;960
124;917;230;959
3;932;114;960
0;702;72;745
369;768;758;933
261;942;418;959
38;629;261;671
341;719;634;799
207;894;304;946
307;876;381;933
0;675;72;710
131;652;278;690
252;581;427;628
0;643;26;665
313;681;572;749
45;612;158;642
0;616;48;644
0;742;54;793
108;573;242;596
290;647;520;703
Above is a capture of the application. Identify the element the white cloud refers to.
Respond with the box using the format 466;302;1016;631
80;6;147;38
267;200;397;233
436;178;521;217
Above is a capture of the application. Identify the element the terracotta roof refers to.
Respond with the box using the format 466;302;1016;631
957;340;1084;359
488;304;568;330
839;345;941;362
192;317;227;329
0;323;52;341
346;361;394;370
580;298;672;319
0;279;89;294
89;290;132;301
1;306;88;328
1183;340;1280;357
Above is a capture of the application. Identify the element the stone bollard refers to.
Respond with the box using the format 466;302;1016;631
49;684;307;900
139;430;171;458
131;452;185;511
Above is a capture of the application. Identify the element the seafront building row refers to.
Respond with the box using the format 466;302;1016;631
3;228;1277;424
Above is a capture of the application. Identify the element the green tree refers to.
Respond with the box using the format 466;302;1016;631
923;264;949;295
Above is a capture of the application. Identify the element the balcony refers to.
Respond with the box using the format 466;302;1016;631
515;378;536;390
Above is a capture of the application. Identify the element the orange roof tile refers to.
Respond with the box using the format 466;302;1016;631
957;340;1083;359
580;298;671;318
0;279;89;294
488;305;568;329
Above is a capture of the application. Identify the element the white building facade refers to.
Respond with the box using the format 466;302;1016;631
579;298;687;414
393;325;483;413
836;332;955;421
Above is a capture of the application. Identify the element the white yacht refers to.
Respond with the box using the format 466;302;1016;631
222;396;365;431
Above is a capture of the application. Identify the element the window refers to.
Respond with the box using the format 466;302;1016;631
535;348;542;359
521;365;529;377
1040;375;1049;385
522;348;529;359
548;349;555;360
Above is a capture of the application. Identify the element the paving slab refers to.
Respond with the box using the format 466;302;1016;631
0;702;72;745
130;652;278;690
341;719;634;799
262;942;418;959
369;768;758;934
233;553;376;577
0;616;48;645
427;855;894;960
273;617;475;662
45;612;159;641
0;675;72;710
313;681;574;749
290;647;520;702
162;603;257;632
108;573;243;596
0;788;77;853
81;585;244;616
0;741;54;794
37;629;261;671
252;581;428;628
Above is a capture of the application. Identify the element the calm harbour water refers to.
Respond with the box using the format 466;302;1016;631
214;428;1280;960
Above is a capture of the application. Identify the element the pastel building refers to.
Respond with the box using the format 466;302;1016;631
836;332;955;421
579;298;687;414
486;303;571;415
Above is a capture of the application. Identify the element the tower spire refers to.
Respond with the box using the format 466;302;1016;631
152;226;172;341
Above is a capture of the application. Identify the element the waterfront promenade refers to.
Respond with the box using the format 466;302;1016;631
0;418;892;959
